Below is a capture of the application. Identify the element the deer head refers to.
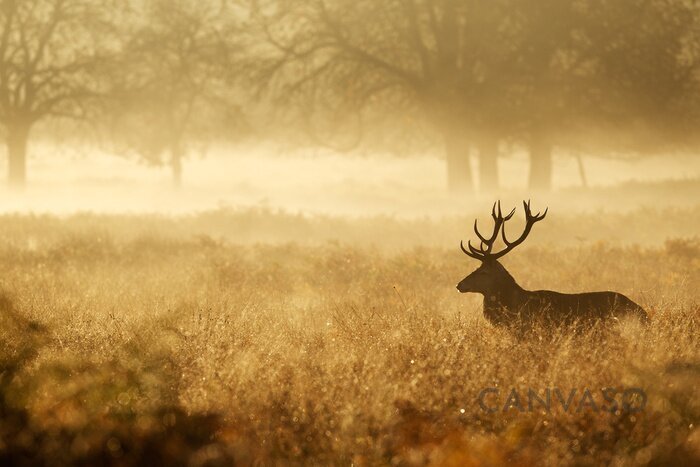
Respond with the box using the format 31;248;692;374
456;200;547;295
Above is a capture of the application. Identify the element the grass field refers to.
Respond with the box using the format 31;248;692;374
1;207;699;465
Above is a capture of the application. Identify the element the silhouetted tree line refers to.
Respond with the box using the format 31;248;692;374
1;0;699;190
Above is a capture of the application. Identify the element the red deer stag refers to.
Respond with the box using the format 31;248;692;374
456;201;648;330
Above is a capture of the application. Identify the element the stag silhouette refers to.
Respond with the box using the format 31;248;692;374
457;201;648;330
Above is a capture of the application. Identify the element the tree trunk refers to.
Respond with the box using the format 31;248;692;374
477;136;499;193
575;154;588;188
171;146;183;188
7;124;30;189
528;134;552;191
444;130;473;193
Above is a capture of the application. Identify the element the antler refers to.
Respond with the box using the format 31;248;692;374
460;201;515;260
461;200;547;261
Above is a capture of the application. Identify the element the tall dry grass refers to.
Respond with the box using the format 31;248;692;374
0;209;698;465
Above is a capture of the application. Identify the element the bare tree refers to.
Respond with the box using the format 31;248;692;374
591;0;700;156
106;0;238;187
250;0;519;193
250;0;700;193
507;0;700;190
0;0;115;188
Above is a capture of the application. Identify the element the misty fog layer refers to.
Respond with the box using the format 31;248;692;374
0;146;698;216
0;0;699;213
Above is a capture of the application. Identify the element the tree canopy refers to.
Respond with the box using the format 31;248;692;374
2;0;699;191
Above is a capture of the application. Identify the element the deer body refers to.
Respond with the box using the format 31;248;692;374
459;261;647;328
457;202;648;329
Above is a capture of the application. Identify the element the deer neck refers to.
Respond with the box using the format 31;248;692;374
484;266;525;309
